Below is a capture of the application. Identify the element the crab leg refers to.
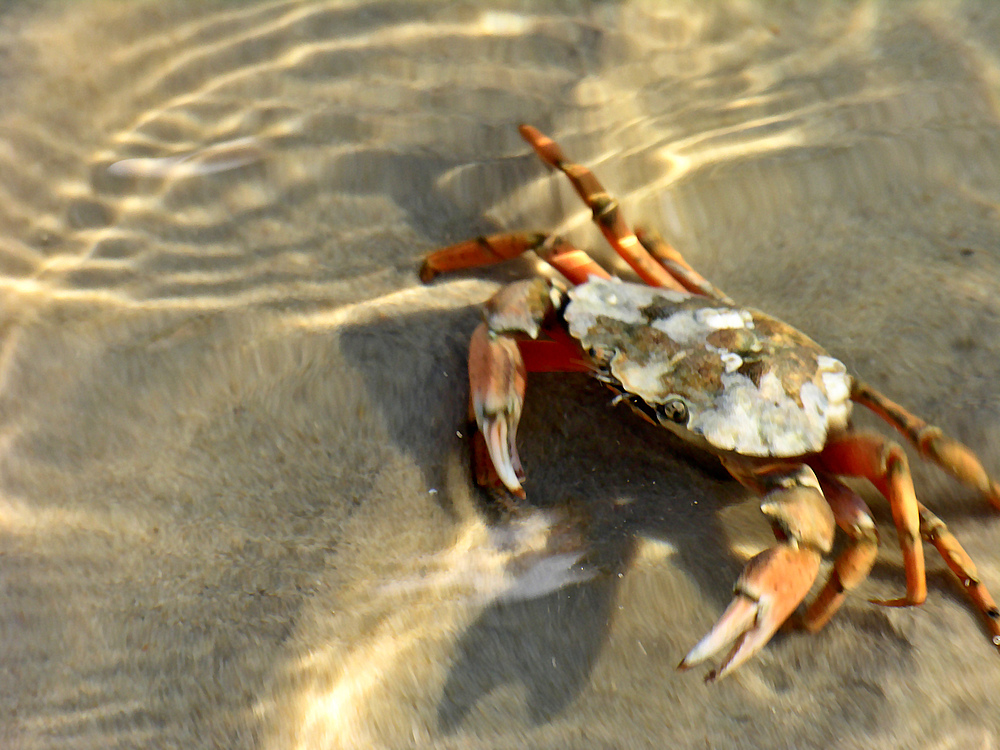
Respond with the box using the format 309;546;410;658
800;476;880;632
816;431;926;607
518;125;689;293
852;380;1000;511
917;502;1000;650
817;431;1000;649
680;465;834;680
420;232;545;282
634;228;733;303
420;231;610;285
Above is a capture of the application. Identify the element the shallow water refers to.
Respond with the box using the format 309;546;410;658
2;1;1000;748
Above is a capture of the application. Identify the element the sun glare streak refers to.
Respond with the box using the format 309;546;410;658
112;5;542;158
272;511;594;749
0;495;96;536
375;510;594;606
479;116;808;250
0;491;155;540
271;508;689;748
279;278;494;331
293;626;426;750
106;137;264;179
635;537;678;565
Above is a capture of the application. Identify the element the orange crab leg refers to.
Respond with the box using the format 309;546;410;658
518;125;688;293
815;432;926;607
537;236;612;284
420;232;609;286
801;476;880;632
852;380;1000;511
634;228;734;303
917;502;1000;650
420;232;546;282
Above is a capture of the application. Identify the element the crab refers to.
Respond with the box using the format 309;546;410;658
419;125;1000;680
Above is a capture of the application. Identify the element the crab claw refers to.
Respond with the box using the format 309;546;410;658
678;545;821;681
480;409;525;496
469;322;527;497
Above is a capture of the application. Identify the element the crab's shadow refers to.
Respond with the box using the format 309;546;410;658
340;304;751;727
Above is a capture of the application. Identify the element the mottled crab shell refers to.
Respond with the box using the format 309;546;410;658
564;277;853;457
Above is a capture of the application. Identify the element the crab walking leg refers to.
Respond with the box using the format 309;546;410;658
917;502;1000;650
518;125;688;293
817;432;927;607
852;380;1000;510
420;232;610;286
634;228;734;303
801;476;880;632
680;466;834;680
420;232;545;282
535;235;613;285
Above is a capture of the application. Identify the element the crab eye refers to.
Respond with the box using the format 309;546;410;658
656;398;689;425
587;345;613;366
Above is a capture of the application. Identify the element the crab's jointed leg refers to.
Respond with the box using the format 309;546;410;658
420;231;610;286
816;431;926;607
679;465;834;680
813;429;1000;647
518;125;691;293
420;232;544;282
421;126;721;296
918;502;1000;649
852;380;1000;511
634;228;733;304
800;476;879;632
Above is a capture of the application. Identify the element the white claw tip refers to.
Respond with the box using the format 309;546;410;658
484;417;523;495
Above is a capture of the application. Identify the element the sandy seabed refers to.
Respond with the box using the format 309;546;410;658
1;1;1000;748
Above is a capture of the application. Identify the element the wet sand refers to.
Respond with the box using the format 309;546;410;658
1;1;1000;748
